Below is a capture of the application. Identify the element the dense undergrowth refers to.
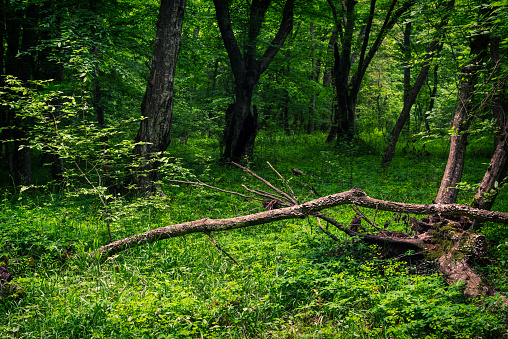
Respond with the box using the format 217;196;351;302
1;132;508;338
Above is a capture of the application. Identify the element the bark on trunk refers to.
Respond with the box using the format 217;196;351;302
132;0;186;194
470;37;508;214
214;0;294;162
435;33;490;204
96;163;508;300
326;0;414;143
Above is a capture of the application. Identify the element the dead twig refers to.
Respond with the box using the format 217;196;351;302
168;179;264;203
241;185;291;205
204;230;240;265
267;161;298;204
351;204;387;235
231;162;296;205
316;217;341;242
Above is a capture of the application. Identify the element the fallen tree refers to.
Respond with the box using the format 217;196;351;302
97;163;508;299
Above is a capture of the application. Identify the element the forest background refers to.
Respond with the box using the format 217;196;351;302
1;0;508;337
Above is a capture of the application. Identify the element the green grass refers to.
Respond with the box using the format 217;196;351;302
1;132;507;338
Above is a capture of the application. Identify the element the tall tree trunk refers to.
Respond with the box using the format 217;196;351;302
132;0;187;194
326;0;413;143
214;0;294;162
0;0;5;162
402;21;412;134
491;36;506;148
3;3;39;187
307;22;318;135
324;31;338;142
424;64;439;133
435;33;490;204
470;36;508;214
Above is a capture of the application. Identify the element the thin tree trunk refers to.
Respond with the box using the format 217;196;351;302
131;0;186;195
402;21;411;134
0;0;5;163
425;64;439;133
382;40;439;166
382;0;453;166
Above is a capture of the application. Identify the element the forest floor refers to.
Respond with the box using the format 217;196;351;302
1;131;507;338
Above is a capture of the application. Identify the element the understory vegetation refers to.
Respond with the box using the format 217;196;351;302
1;132;507;338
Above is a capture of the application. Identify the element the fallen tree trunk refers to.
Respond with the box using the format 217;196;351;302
97;187;508;258
96;160;508;301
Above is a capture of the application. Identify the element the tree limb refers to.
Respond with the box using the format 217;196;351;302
96;188;508;258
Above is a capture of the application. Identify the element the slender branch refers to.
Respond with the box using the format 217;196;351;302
231;162;295;204
168;179;264;203
372;204;379;225
350;204;387;235
241;185;291;205
316;216;341;242
267;161;298;204
204;230;239;265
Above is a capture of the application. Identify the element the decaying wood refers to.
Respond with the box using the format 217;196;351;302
96;163;508;300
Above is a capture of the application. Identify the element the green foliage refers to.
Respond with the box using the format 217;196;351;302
1;133;508;338
2;0;508;337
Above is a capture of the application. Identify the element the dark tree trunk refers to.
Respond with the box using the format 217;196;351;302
491;37;506;148
0;0;5;161
3;3;39;187
132;0;187;194
382;0;453;167
402;21;411;134
213;0;294;162
326;0;413;143
472;124;508;213
324;32;338;142
435;33;490;204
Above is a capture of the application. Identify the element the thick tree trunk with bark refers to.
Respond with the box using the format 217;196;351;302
132;0;186;194
471;38;508;214
214;0;294;162
435;33;490;204
326;0;414;143
97;187;508;259
96;169;506;300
